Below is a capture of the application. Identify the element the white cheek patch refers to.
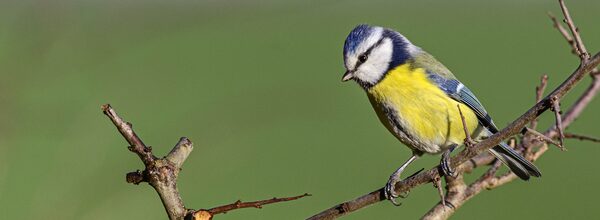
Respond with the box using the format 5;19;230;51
354;39;393;84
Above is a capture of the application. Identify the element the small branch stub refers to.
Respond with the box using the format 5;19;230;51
126;170;145;185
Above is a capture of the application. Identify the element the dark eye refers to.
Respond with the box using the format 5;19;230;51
358;54;368;63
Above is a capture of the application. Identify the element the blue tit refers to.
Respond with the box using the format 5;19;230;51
341;24;541;205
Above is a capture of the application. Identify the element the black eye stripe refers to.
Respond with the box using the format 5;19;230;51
353;37;386;70
364;38;386;58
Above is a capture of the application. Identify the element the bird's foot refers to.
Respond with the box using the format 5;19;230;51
384;172;408;206
384;168;423;206
440;156;455;177
440;146;457;177
384;155;421;206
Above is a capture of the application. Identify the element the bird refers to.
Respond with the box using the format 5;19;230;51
341;24;541;205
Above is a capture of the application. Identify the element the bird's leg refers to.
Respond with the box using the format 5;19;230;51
440;144;457;177
384;154;419;206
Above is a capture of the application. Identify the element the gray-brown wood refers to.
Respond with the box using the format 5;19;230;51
102;105;308;220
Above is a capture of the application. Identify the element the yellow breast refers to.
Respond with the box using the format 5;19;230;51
367;64;479;150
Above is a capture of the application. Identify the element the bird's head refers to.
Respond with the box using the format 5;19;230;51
342;24;420;89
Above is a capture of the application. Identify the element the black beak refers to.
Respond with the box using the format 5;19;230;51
341;70;353;82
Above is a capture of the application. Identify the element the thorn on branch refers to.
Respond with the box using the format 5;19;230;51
564;133;600;143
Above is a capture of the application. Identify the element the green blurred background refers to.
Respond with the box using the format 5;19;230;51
0;0;599;219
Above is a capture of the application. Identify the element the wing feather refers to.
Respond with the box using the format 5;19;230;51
426;72;498;133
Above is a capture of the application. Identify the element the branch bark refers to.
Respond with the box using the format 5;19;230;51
102;104;308;220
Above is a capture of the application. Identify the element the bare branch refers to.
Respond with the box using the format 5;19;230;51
531;75;549;129
101;104;155;166
482;160;502;181
548;13;577;55
102;104;308;220
547;74;600;137
558;0;589;60
457;105;474;147
551;97;566;149
421;175;465;220
564;133;600;143
522;127;563;150
192;193;311;220
102;104;186;219
433;177;446;207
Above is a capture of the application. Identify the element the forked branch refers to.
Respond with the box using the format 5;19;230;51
102;104;308;220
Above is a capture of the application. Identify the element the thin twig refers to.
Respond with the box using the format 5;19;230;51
101;104;155;166
559;0;589;60
547;74;600;137
564;133;600;143
531;75;549;129
422;175;465;220
548;12;577;55
433;177;446;207
549;9;598;74
457;105;474;147
192;193;311;220
522;127;564;150
483;160;502;180
551;97;566;150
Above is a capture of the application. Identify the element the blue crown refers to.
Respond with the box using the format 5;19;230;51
343;24;373;55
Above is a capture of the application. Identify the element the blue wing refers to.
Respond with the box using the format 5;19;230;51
427;72;499;133
427;71;542;179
